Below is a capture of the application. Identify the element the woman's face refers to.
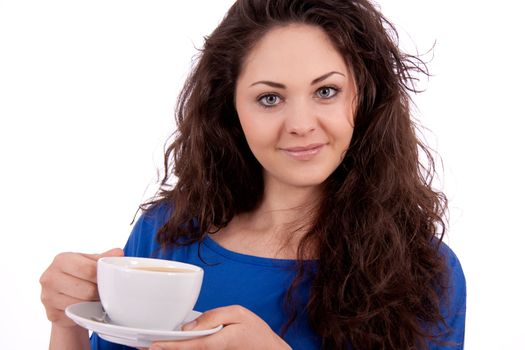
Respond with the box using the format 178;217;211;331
235;24;356;190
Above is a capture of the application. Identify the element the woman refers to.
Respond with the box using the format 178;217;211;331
40;0;466;349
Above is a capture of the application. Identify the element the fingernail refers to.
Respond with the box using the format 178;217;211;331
182;319;197;331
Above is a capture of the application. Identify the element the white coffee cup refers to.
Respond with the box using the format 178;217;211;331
97;256;203;330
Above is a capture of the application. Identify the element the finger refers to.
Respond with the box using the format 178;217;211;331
182;305;250;331
48;292;88;313
41;291;88;324
60;248;124;283
57;253;99;283
48;272;99;301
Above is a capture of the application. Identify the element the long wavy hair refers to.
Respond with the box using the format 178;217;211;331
144;0;449;348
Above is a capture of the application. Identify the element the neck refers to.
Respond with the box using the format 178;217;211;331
210;178;322;259
252;178;322;229
230;178;322;246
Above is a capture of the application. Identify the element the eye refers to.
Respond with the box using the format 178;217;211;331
316;86;340;99
257;94;282;108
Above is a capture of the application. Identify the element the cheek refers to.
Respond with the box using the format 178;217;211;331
320;104;355;141
237;111;278;150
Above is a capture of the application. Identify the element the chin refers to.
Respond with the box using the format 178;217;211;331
282;174;330;189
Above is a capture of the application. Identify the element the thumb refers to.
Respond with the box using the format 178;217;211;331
99;247;124;258
181;306;244;331
82;248;124;261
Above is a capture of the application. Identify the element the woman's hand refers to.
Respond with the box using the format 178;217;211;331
40;248;124;328
148;305;291;350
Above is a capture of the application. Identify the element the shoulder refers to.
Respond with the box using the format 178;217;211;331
123;201;173;257
140;201;173;229
430;240;467;348
437;241;466;301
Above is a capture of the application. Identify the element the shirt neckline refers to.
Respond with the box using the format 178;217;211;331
202;234;317;268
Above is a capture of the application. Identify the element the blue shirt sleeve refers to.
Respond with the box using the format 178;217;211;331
123;203;171;257
429;243;467;349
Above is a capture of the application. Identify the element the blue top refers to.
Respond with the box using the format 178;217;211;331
90;203;466;349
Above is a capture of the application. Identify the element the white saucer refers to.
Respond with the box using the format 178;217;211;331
65;301;223;348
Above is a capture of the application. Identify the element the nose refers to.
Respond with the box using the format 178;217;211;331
284;99;317;136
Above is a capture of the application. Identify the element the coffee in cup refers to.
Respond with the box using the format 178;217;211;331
97;256;203;330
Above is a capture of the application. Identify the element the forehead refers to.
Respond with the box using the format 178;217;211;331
237;24;350;84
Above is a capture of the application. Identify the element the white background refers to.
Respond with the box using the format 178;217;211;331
0;1;524;348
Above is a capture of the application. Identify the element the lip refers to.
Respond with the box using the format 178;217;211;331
280;143;326;160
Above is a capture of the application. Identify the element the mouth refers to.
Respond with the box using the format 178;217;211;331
280;143;326;160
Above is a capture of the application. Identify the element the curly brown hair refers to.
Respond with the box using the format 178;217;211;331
144;0;450;348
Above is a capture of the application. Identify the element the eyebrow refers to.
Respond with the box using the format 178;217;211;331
249;71;346;89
